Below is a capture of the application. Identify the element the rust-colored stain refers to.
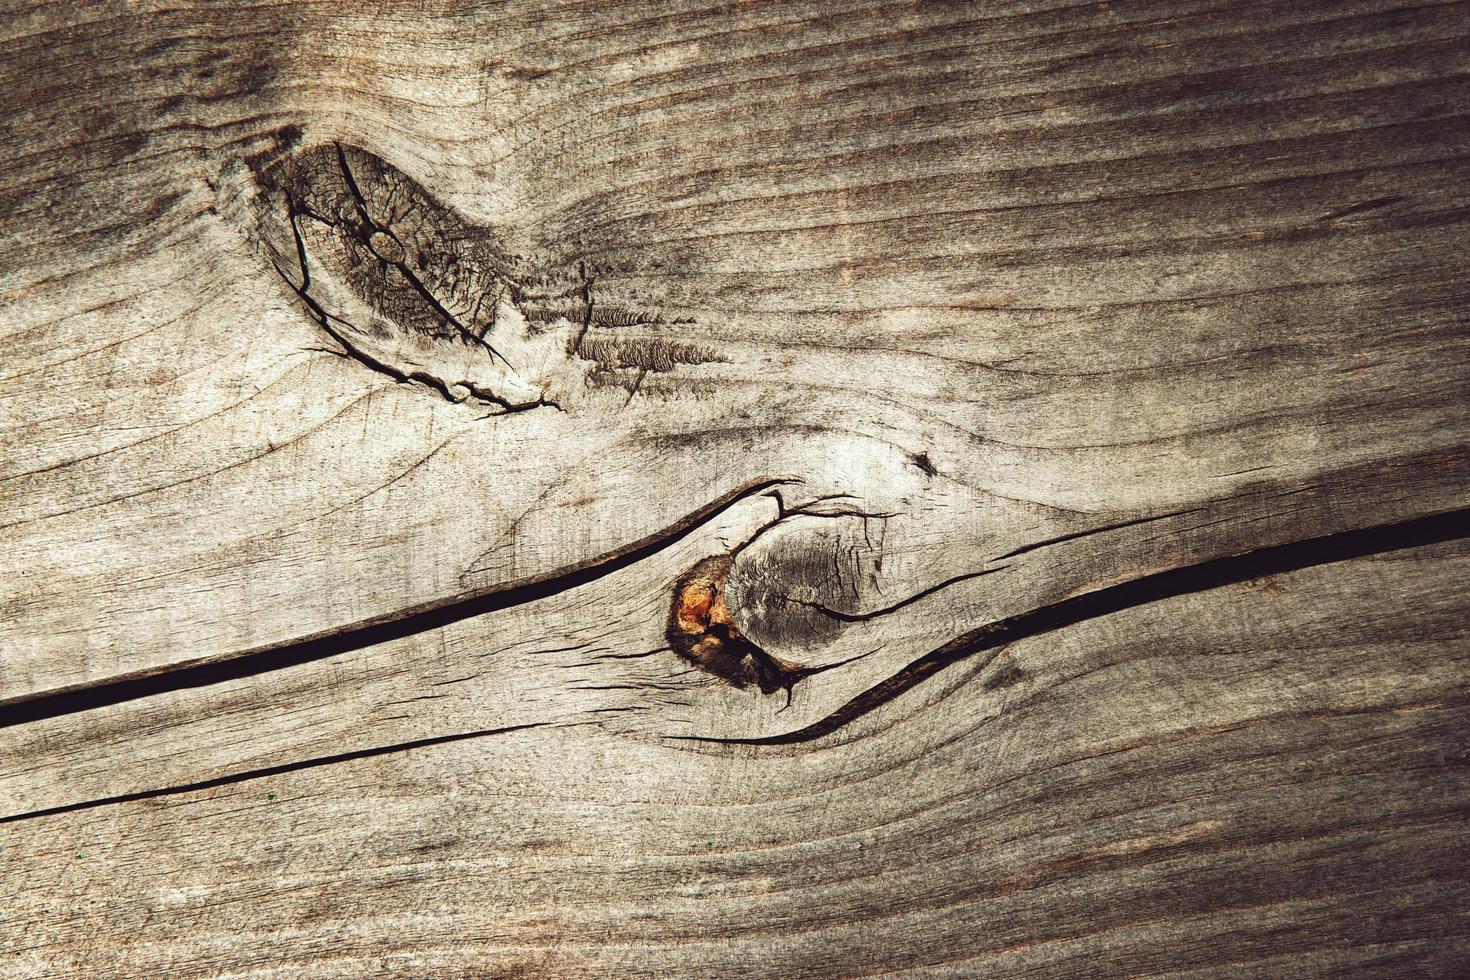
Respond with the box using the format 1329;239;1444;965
667;554;811;695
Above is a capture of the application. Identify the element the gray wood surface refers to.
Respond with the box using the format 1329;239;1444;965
2;0;1467;975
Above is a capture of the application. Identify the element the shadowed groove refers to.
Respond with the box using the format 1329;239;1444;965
0;477;794;728
0;722;557;825
677;504;1470;745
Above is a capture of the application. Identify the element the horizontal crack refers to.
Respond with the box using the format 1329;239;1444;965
783;566;1011;623
673;504;1470;745
0;477;796;729
1;722;554;824
993;508;1203;561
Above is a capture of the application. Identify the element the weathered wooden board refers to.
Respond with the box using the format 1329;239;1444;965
2;0;1468;975
4;541;1468;975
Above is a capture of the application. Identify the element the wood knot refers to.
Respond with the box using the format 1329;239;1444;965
667;554;815;695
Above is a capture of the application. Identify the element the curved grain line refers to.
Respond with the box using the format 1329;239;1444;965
680;505;1470;745
0;476;795;728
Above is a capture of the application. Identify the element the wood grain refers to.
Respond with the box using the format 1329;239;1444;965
2;0;1467;975
4;541;1467;975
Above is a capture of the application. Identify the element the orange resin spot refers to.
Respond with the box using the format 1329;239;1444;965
674;578;717;635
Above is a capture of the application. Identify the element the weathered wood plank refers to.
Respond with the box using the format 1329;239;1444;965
4;0;1467;698
2;0;1468;975
3;540;1466;976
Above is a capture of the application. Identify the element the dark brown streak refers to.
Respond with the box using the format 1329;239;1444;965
573;258;593;353
0;723;554;825
0;477;797;729
674;505;1470;746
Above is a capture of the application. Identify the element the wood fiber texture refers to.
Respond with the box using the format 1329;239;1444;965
1;0;1467;976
